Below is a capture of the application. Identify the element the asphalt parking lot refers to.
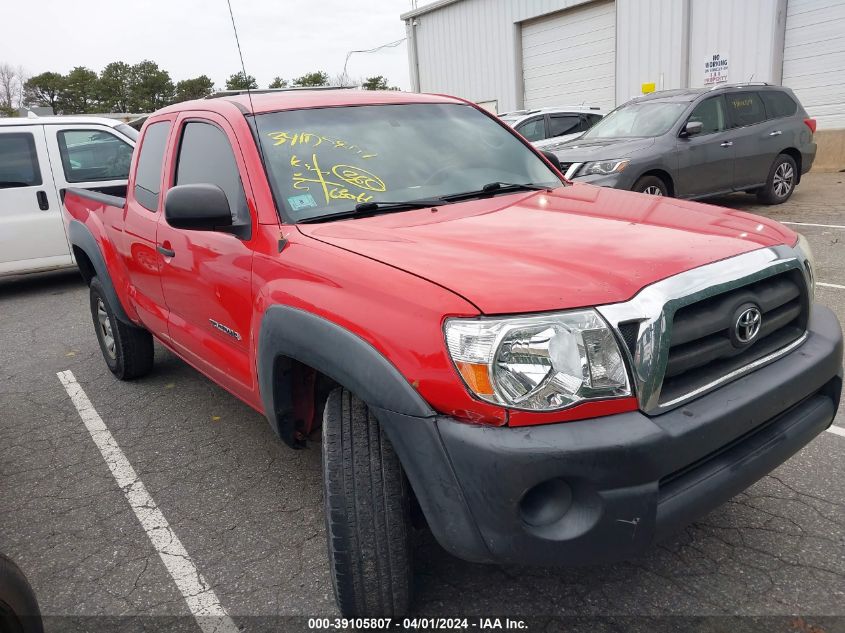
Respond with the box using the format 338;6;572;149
1;172;844;632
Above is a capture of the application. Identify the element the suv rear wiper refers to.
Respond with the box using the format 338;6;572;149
297;197;446;224
441;182;551;202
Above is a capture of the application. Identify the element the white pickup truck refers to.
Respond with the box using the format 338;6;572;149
0;117;136;277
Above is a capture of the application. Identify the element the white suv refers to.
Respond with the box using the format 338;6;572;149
0;117;136;277
499;107;604;149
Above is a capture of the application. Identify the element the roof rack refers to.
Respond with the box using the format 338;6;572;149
205;86;354;99
500;105;603;117
709;81;772;91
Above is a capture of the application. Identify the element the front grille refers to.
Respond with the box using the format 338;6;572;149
659;271;808;406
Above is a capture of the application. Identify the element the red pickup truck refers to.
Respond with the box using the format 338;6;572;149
63;90;842;617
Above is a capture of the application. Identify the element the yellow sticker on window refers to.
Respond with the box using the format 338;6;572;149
291;153;386;205
267;131;377;159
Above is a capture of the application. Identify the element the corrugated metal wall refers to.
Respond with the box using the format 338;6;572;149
408;0;845;129
409;0;697;111
687;0;787;87
615;0;688;104
782;0;845;129
411;0;597;112
521;1;616;110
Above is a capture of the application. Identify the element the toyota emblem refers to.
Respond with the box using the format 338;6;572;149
735;306;762;344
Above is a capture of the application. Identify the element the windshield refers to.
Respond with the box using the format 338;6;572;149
582;101;687;139
255;103;562;222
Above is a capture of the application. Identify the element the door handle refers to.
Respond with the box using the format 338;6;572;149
36;190;49;210
157;244;176;258
769;130;783;136
720;141;733;147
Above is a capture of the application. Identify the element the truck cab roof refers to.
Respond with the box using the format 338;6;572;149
156;90;465;117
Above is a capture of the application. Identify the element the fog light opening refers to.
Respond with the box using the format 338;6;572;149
519;478;573;527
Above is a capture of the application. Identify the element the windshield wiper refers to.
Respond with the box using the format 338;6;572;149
297;197;446;224
441;182;552;202
354;198;446;212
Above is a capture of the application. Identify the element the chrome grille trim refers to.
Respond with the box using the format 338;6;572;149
597;245;812;414
658;332;808;408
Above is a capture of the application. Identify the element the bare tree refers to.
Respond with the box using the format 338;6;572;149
330;72;359;88
0;63;27;112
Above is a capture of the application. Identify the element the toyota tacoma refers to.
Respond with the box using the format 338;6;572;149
62;89;843;617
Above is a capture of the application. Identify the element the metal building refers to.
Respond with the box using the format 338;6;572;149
401;0;845;130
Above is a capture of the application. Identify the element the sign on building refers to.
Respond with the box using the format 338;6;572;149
704;54;729;85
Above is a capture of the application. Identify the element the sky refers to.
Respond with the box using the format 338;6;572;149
0;0;415;91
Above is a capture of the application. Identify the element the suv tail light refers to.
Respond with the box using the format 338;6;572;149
804;118;817;134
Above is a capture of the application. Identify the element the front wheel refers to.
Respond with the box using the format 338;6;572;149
633;175;668;196
757;154;797;204
322;387;413;617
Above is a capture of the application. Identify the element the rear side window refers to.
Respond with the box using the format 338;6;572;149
57;129;133;183
134;121;171;211
516;117;545;142
727;92;766;127
760;91;798;119
548;115;581;137
0;132;41;188
175;122;249;226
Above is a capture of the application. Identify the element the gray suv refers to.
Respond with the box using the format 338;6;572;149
547;84;817;204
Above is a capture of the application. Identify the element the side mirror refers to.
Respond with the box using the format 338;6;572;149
681;121;704;138
541;150;563;172
164;184;233;231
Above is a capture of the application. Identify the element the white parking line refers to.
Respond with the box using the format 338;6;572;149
781;221;845;230
818;282;845;290
57;370;238;633
828;425;845;439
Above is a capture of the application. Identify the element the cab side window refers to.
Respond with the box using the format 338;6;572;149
548;115;581;138
175;121;249;228
0;132;41;188
57;129;133;183
687;96;727;135
727;92;766;128
134;121;171;212
516;117;546;142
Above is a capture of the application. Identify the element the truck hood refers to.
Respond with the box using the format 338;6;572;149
546;136;655;162
297;185;796;315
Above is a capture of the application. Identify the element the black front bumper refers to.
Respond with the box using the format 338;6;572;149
377;305;843;566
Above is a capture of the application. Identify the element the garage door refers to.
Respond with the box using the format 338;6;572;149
782;0;845;129
521;1;616;111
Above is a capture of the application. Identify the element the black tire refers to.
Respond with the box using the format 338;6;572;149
757;154;797;204
0;553;44;633
322;387;413;617
89;277;154;380
633;175;669;197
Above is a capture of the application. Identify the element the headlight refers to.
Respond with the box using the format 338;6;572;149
581;159;630;176
796;233;816;299
444;310;631;411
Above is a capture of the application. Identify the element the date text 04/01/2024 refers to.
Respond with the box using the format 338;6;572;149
307;617;529;630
